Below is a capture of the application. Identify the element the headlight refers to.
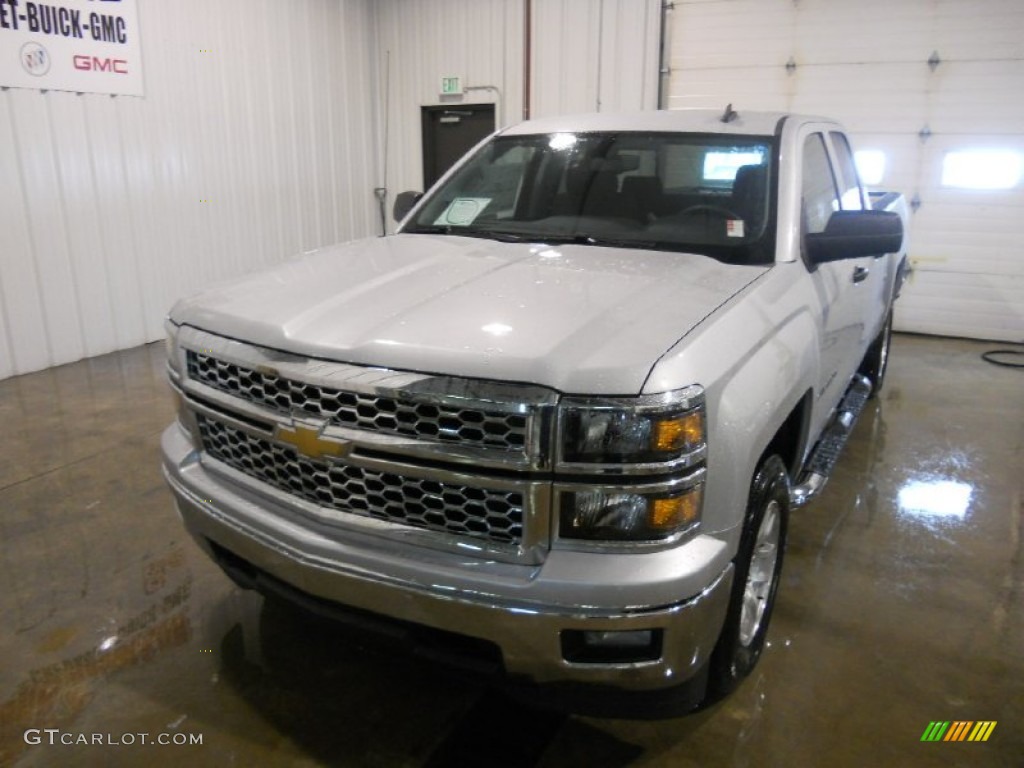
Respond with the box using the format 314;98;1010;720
560;481;704;542
555;386;706;545
557;386;705;469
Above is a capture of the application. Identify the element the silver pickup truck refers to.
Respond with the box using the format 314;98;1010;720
162;109;907;716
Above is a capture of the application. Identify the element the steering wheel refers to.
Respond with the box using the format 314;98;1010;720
676;203;743;220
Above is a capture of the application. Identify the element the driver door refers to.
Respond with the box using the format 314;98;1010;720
801;130;871;422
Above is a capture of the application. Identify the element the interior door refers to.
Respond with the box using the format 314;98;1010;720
421;104;496;190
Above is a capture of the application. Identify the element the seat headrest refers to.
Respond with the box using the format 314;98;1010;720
732;164;767;199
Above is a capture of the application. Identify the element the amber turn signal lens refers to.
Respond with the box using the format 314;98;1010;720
651;411;704;453
649;486;702;531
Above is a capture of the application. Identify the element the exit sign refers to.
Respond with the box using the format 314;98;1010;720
440;76;463;96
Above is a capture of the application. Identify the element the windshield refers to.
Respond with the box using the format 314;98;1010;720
403;131;776;264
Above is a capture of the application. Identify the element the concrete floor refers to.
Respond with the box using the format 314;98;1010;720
1;334;1021;767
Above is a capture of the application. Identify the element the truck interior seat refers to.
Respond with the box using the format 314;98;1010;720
620;176;666;222
731;164;768;228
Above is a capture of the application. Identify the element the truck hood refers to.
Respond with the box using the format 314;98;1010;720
170;234;768;394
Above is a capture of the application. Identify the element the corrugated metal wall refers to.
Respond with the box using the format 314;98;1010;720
531;0;661;119
1;0;665;380
375;0;525;212
667;0;1024;342
377;0;661;213
0;0;381;380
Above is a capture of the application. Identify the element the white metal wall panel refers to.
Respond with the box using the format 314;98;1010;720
0;93;52;376
9;90;88;367
531;0;661;118
531;0;602;116
667;0;1024;341
375;0;660;226
375;0;525;212
0;0;380;380
596;0;662;113
81;96;148;352
0;291;11;380
49;94;120;359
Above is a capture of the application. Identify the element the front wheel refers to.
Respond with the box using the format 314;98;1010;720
706;454;789;701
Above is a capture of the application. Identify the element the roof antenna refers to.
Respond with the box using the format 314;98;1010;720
721;103;738;123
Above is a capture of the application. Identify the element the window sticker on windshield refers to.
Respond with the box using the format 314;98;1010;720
726;219;745;238
434;198;491;226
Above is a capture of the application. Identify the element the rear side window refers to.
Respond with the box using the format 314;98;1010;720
703;148;768;183
661;144;768;190
802;133;839;234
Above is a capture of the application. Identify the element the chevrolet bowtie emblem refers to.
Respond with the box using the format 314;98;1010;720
274;421;352;461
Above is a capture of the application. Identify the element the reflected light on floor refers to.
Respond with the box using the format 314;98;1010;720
897;479;973;519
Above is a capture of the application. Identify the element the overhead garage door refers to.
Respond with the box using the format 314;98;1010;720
665;0;1024;342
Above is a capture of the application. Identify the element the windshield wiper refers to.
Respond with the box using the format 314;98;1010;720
458;229;532;243
404;227;664;250
529;233;665;250
404;224;453;235
404;225;534;243
574;235;663;249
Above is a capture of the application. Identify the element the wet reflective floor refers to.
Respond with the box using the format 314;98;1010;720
1;334;1021;767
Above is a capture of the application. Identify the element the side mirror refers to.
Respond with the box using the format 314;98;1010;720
393;191;423;223
806;210;904;262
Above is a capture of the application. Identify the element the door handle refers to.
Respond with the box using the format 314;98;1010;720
852;266;870;284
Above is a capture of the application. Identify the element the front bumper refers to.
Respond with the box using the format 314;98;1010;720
161;423;732;692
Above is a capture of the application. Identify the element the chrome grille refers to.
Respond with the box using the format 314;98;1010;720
196;416;524;544
187;351;527;451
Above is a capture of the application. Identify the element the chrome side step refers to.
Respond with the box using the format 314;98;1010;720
790;374;873;509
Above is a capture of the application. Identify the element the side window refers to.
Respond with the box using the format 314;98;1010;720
829;132;865;210
802;133;840;234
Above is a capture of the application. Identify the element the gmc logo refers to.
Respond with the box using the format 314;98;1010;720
73;55;128;74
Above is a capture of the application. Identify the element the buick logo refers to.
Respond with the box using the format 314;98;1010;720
20;42;50;77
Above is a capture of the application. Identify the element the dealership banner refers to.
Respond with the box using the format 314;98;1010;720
0;0;143;96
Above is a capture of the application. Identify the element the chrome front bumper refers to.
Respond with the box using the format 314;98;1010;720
162;424;733;692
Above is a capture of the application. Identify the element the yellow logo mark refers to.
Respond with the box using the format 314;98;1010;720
274;422;352;461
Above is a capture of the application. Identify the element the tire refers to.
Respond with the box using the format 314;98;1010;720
706;454;789;701
859;307;893;398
